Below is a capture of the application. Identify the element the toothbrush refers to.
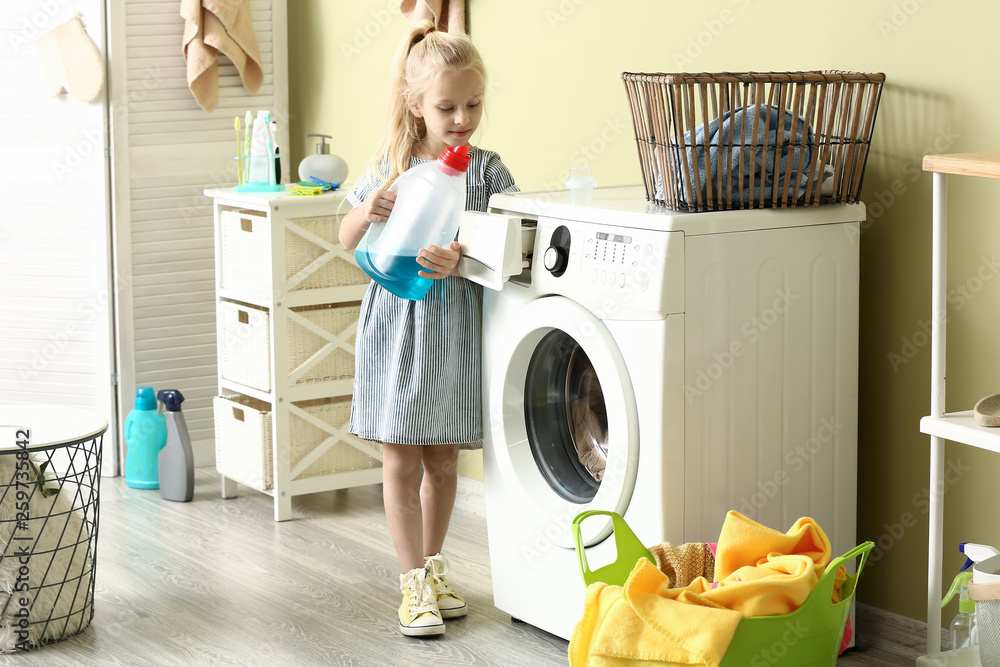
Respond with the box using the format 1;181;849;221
243;110;253;183
234;117;244;186
269;119;280;184
264;112;275;186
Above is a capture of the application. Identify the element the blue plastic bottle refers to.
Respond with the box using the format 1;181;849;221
124;386;167;489
354;145;471;300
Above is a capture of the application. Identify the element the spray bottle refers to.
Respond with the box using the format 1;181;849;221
943;570;978;649
156;389;194;502
941;543;999;650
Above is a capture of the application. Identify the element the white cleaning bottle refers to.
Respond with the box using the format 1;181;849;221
354;145;470;301
156;389;194;502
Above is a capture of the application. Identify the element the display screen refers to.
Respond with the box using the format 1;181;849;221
596;232;631;244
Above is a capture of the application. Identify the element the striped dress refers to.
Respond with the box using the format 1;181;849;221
347;147;518;448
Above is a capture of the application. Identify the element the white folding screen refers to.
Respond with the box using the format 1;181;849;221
0;2;117;475
109;0;288;466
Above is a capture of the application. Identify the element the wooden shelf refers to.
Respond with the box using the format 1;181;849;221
920;411;1000;453
922;152;1000;179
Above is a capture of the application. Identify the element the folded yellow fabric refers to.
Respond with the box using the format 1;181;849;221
568;511;845;667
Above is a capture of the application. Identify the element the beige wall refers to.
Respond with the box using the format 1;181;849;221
289;0;1000;623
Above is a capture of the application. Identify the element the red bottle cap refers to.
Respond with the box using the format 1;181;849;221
438;145;471;173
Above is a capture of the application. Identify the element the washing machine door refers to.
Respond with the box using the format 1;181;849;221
488;295;639;549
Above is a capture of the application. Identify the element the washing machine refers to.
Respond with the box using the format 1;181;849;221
478;185;862;640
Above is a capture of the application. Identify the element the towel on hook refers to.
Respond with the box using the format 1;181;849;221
181;0;263;112
400;0;466;33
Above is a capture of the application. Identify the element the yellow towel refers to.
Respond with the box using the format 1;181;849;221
181;0;263;112
568;512;845;667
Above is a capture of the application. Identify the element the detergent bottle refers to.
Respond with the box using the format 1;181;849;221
123;386;167;489
354;145;471;300
943;570;978;649
156;389;194;502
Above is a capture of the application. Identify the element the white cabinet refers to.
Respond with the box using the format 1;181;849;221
205;188;383;521
917;153;1000;666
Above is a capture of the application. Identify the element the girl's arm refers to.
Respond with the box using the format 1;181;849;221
339;189;397;250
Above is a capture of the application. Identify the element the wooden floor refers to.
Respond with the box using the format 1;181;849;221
12;469;940;666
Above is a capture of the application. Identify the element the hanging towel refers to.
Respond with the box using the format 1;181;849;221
568;512;846;667
181;0;263;112
399;0;467;33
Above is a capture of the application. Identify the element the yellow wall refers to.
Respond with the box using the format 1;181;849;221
289;0;1000;622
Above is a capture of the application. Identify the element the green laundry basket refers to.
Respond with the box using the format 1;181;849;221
571;510;874;667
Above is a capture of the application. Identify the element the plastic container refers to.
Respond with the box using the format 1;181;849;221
943;570;978;649
572;510;874;666
354;145;471;300
123;386;167;489
965;543;1000;665
565;164;597;205
157;389;194;502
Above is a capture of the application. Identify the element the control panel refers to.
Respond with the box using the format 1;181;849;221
533;216;684;319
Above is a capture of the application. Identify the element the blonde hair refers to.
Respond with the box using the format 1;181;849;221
368;20;487;187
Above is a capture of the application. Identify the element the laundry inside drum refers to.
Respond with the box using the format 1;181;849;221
565;347;608;482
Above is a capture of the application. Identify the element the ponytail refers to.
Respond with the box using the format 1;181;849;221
367;19;487;188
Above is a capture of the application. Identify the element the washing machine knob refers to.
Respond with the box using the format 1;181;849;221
543;246;567;274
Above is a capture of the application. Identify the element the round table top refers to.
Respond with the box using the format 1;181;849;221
0;405;108;452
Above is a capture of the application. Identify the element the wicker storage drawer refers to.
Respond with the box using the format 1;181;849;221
219;209;369;303
218;301;360;393
218;300;272;392
214;394;273;491
214;393;382;490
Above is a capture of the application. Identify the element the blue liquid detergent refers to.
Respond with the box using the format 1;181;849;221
124;386;167;489
355;246;434;301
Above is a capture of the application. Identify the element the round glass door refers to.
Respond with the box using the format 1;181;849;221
524;330;609;504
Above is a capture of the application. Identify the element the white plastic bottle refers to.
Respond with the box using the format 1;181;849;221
156;389;194;502
354;145;471;301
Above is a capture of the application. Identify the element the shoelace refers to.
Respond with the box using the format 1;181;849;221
401;570;437;615
425;554;458;596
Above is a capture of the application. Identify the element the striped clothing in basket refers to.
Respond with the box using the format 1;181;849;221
346;147;518;447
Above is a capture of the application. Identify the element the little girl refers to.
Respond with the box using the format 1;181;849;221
339;21;517;637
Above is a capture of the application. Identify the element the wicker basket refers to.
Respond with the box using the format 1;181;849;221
218;300;271;392
219;210;369;302
217;300;360;393
622;71;885;212
213;393;382;490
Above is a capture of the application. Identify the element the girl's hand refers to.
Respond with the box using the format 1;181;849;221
361;189;396;225
417;242;462;279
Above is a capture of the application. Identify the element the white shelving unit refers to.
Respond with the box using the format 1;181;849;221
205;188;383;521
916;153;1000;666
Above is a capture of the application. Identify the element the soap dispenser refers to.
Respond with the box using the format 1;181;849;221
298;133;348;185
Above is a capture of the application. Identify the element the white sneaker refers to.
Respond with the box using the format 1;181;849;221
425;553;467;619
398;567;444;636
